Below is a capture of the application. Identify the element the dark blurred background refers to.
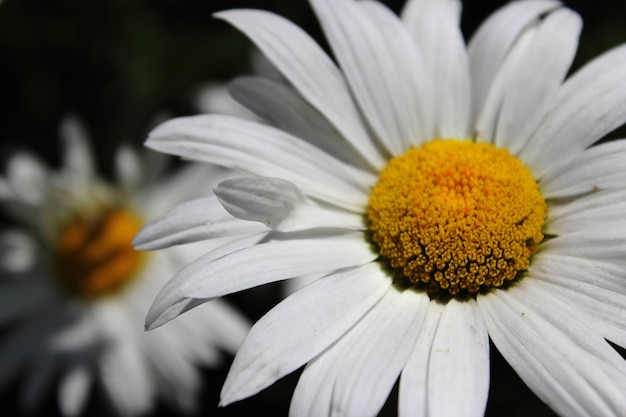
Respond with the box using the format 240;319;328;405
1;0;625;416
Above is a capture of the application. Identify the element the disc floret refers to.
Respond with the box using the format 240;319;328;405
367;139;546;295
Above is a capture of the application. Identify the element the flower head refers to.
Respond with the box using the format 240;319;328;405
136;1;626;416
0;116;250;416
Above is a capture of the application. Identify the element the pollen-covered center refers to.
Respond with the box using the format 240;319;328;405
53;208;146;300
366;139;546;295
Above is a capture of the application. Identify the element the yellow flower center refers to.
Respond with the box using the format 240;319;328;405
53;208;146;300
366;139;546;295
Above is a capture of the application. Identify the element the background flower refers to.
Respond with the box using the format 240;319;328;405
0;115;250;416
2;0;626;416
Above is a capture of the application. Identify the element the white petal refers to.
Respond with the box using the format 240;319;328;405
114;145;142;191
530;277;626;349
176;230;377;299
467;0;561;124
153;293;250;365
215;9;385;169
427;299;489;417
0;229;37;272
521;43;626;176
215;176;305;226
281;273;326;297
529;253;626;345
540;231;626;263
531;253;626;294
475;24;537;144
401;0;471;138
478;282;626;417
59;365;92;417
289;355;339;417
289;283;395;417
496;8;581;154
545;189;626;235
249;48;284;82
145;233;267;330
311;0;433;154
540;139;626;198
214;177;365;232
59;114;94;178
132;195;264;251
3;152;49;206
137;146;170;186
289;312;375;417
398;301;444;417
50;313;100;352
100;342;154;416
220;262;391;406
147;115;370;210
0;178;11;202
547;188;626;222
229;76;374;171
331;288;429;417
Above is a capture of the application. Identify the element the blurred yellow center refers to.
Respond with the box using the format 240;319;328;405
54;208;146;299
366;139;546;295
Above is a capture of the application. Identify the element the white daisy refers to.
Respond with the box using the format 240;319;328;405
134;1;626;416
0;116;250;417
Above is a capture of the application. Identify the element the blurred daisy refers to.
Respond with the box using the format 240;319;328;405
0;116;250;416
135;0;626;416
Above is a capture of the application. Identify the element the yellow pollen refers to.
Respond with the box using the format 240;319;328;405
53;208;146;300
366;139;546;295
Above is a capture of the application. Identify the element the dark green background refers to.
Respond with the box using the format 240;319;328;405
1;0;625;416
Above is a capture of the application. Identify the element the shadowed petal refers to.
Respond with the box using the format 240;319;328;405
521;44;626;176
540;140;626;198
215;177;366;231
479;282;626;417
221;263;391;406
495;8;581;154
468;0;560;124
215;9;385;168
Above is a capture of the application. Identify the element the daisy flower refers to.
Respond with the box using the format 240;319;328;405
134;0;626;416
0;116;250;417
